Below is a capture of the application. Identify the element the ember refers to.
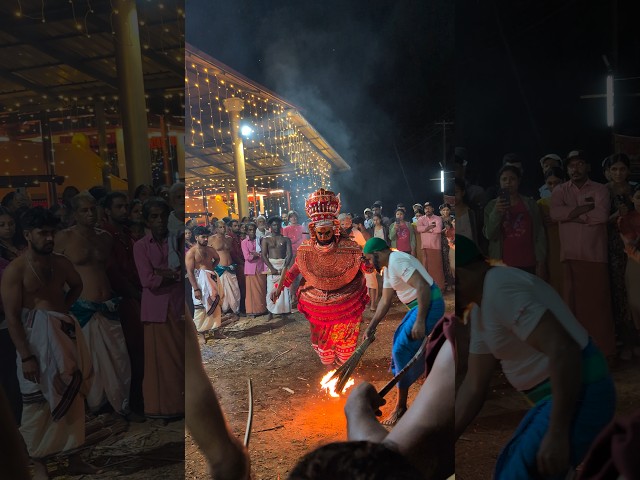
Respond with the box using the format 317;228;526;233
320;369;355;397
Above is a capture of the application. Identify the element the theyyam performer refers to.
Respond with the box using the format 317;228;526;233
271;188;374;366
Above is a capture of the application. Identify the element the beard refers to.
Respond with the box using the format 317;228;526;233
372;254;382;273
31;242;54;255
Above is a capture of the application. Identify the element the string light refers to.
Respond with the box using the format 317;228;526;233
186;52;335;218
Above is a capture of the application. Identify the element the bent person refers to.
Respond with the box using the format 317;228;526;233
363;237;445;426
455;234;616;479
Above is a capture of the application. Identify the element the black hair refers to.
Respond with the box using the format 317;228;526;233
603;153;631;170
544;166;567;181
88;185;108;203
1;192;16;208
498;164;522;180
352;215;365;225
192;226;210;237
141;197;170;220
0;206;27;250
133;184;153;200
103;191;129;210
61;186;80;206
268;216;282;226
288;441;427;480
20;207;60;231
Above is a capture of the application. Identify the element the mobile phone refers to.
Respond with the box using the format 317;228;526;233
498;188;510;206
584;196;595;204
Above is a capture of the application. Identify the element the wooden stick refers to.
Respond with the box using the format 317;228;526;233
255;425;284;433
244;379;254;447
266;348;293;364
377;333;431;398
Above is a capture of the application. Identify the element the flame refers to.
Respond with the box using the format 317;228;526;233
320;369;355;397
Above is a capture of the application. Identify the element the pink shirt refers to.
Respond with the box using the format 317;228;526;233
241;237;265;275
416;214;443;249
282;224;305;253
550;179;610;263
133;234;184;323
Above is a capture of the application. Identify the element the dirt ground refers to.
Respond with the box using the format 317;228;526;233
187;291;640;480
185;294;455;480
47;417;185;479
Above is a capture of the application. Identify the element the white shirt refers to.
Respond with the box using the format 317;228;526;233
383;251;433;303
255;227;270;253
350;229;366;248
469;266;588;391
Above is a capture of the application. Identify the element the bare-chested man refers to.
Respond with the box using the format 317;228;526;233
208;221;241;315
186;226;223;339
1;207;96;480
55;193;131;416
262;216;292;317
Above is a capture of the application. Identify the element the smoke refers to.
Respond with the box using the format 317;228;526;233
187;0;454;214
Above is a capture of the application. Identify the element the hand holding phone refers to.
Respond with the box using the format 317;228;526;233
499;188;511;206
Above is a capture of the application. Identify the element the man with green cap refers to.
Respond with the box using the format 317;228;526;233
454;234;615;479
362;237;445;425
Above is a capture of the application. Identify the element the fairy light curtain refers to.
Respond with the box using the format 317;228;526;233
186;58;334;218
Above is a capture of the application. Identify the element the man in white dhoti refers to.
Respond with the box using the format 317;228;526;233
1;207;98;479
209;221;241;316
55;193;131;416
186;226;223;338
262;216;293;317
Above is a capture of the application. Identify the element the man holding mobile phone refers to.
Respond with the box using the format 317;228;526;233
550;151;616;359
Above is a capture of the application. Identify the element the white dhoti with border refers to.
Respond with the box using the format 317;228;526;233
266;258;291;314
16;309;92;458
192;269;222;331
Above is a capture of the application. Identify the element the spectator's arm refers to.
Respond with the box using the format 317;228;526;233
483;200;501;240
455;353;497;439
185;309;250;480
133;242;164;290
583;187;610;225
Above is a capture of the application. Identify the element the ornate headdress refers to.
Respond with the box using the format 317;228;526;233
305;188;341;239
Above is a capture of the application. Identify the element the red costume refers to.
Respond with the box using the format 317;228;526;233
281;189;373;365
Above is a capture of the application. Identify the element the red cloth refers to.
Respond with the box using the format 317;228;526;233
578;410;640;480
395;222;412;252
424;314;457;377
283;224;305;253
502;201;536;268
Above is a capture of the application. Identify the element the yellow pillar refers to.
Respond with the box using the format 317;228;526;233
259;195;265;215
223;97;249;219
112;0;152;197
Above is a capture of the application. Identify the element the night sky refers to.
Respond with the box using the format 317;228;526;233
457;0;640;189
187;0;640;214
186;0;454;214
